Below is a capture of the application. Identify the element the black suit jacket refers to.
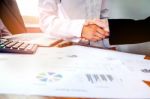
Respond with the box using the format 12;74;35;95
109;17;150;45
0;0;26;34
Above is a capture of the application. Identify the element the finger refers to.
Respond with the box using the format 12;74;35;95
92;33;104;41
90;24;109;36
50;39;64;47
99;19;110;33
57;41;73;48
91;36;103;42
96;27;109;37
94;32;105;39
93;19;110;33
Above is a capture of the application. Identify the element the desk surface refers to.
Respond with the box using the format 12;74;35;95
0;46;150;99
145;56;150;60
0;95;86;99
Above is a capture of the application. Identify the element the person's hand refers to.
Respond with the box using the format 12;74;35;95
84;19;110;33
81;24;107;41
81;19;109;41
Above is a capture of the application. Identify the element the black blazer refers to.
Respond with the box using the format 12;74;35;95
0;0;26;34
109;17;150;45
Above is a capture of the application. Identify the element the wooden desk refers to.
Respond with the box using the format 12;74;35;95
0;95;89;99
144;56;150;60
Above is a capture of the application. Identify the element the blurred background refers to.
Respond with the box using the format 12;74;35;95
109;0;150;19
17;0;150;24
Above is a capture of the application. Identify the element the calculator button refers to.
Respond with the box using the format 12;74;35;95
0;38;38;54
6;41;18;48
12;42;24;49
3;41;12;46
0;39;7;44
31;45;38;52
25;44;34;51
0;44;5;48
19;43;29;50
25;44;38;54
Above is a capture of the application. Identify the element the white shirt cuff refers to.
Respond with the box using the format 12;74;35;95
68;19;85;38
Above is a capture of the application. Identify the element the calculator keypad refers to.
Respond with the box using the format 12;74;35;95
0;39;38;54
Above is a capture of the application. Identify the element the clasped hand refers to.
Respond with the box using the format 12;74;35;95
81;19;109;42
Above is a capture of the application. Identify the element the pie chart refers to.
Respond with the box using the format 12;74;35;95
36;72;63;82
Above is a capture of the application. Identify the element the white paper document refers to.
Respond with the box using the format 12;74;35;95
0;46;150;98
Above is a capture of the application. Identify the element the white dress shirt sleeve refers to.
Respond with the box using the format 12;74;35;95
100;0;109;19
39;0;85;42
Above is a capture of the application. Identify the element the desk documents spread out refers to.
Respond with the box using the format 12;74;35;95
0;46;150;98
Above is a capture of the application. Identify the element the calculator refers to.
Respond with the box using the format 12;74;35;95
0;38;38;54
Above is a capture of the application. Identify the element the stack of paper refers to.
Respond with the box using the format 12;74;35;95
0;46;149;98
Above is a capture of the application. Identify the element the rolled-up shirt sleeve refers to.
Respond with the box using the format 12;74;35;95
39;0;85;42
100;0;109;19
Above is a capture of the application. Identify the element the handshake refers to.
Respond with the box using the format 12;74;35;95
81;19;109;42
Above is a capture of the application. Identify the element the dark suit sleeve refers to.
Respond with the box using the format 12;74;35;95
108;17;150;45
